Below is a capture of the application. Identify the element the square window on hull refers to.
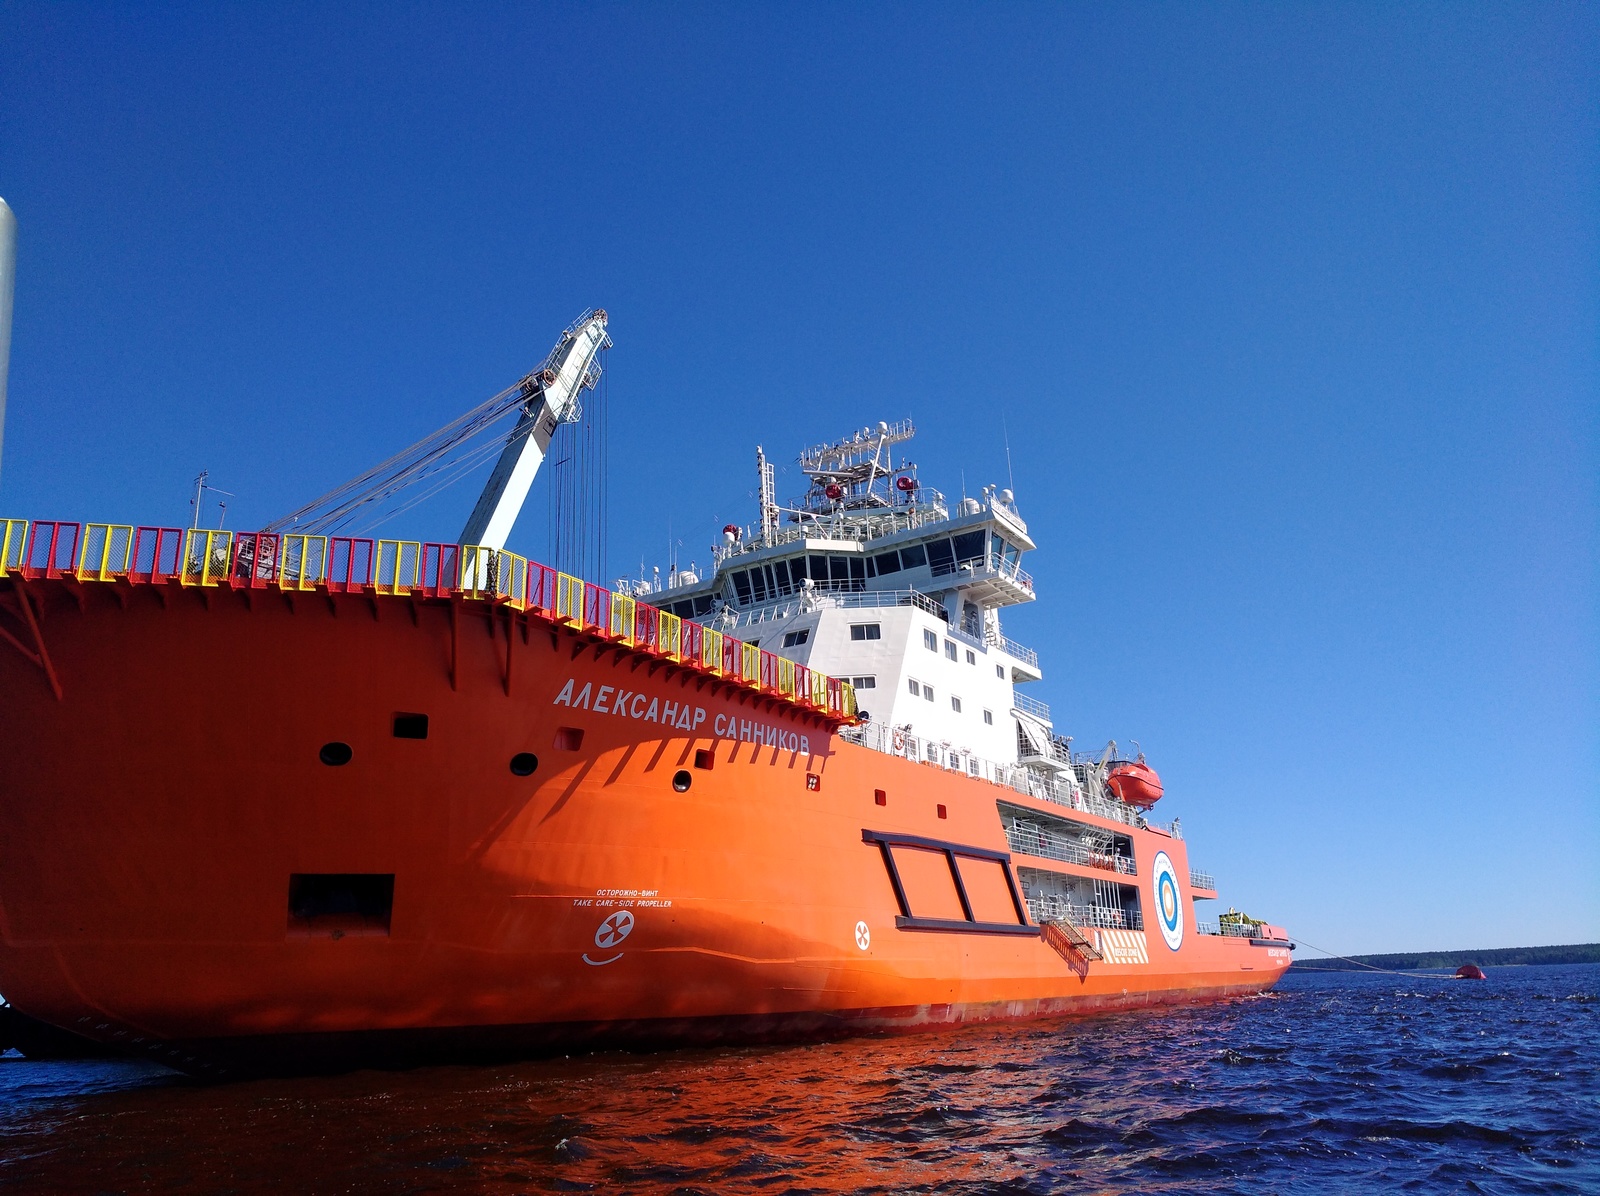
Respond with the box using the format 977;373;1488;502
288;873;394;938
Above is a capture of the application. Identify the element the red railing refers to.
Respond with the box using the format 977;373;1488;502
326;538;375;592
526;561;558;614
420;542;460;597
130;526;184;584
229;532;281;588
24;521;79;579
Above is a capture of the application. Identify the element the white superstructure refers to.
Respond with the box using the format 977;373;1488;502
627;421;1086;801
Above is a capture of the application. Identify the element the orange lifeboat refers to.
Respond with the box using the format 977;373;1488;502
1106;760;1164;808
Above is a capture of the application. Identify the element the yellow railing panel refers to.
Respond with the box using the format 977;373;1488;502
841;681;857;719
499;551;528;608
181;530;233;587
555;573;583;624
75;523;133;581
659;611;682;661
376;540;421;596
777;656;796;698
742;642;761;684
609;592;636;644
278;535;328;590
0;519;25;577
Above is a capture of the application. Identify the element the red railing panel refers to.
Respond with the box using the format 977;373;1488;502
420;543;459;597
583;582;611;634
327;537;375;593
23;520;79;579
526;562;557;613
633;603;660;654
229;532;280;588
129;527;184;584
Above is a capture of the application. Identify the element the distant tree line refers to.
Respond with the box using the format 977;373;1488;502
1290;943;1600;971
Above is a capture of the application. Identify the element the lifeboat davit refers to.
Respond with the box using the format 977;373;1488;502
1106;760;1164;809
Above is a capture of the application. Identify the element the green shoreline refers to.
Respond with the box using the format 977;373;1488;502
1288;943;1600;971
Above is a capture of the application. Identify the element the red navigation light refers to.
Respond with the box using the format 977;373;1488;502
825;484;844;500
895;476;917;492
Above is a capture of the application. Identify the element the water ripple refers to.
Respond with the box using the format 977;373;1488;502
0;964;1595;1193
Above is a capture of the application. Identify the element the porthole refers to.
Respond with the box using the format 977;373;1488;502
319;741;353;767
510;753;539;776
672;769;692;793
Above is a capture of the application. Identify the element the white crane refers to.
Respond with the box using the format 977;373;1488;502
459;310;610;550
265;309;610;544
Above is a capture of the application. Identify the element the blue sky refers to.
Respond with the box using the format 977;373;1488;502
2;3;1594;954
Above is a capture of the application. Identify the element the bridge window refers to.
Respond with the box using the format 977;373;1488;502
874;550;900;574
732;571;752;603
952;530;986;564
927;539;955;572
899;544;926;568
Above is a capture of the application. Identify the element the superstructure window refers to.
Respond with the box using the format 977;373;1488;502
951;696;963;713
851;676;876;689
732;571;752;603
924;629;939;651
996;664;1005;678
923;683;935;701
983;709;994;725
874;550;900;575
952;530;986;565
751;567;769;602
908;677;921;695
944;640;958;661
927;539;955;572
966;649;976;665
899;544;927;568
783;628;810;648
850;623;881;641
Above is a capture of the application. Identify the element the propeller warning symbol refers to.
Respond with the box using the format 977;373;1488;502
595;910;635;949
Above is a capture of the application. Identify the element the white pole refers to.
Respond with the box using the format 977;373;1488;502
0;198;16;490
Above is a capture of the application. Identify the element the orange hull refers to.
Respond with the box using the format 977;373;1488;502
0;577;1288;1076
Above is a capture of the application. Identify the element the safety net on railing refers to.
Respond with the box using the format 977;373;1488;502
0;518;858;722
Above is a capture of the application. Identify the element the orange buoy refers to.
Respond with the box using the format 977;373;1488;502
1106;760;1164;809
1455;964;1486;980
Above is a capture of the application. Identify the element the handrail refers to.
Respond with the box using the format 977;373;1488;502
0;514;860;724
1189;869;1215;891
1013;691;1051;721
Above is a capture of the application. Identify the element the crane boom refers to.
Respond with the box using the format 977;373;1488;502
459;310;610;550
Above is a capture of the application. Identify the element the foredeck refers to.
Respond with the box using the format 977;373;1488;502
0;517;860;725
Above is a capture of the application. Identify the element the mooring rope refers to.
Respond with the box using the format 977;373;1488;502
1289;935;1458;980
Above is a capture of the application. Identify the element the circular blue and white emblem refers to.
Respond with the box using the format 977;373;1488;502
1151;851;1184;951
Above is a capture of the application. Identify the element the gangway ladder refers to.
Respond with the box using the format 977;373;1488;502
1041;917;1104;966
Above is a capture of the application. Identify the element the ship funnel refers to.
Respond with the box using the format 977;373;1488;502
0;198;14;489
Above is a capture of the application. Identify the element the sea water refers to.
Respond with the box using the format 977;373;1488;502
0;963;1594;1193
